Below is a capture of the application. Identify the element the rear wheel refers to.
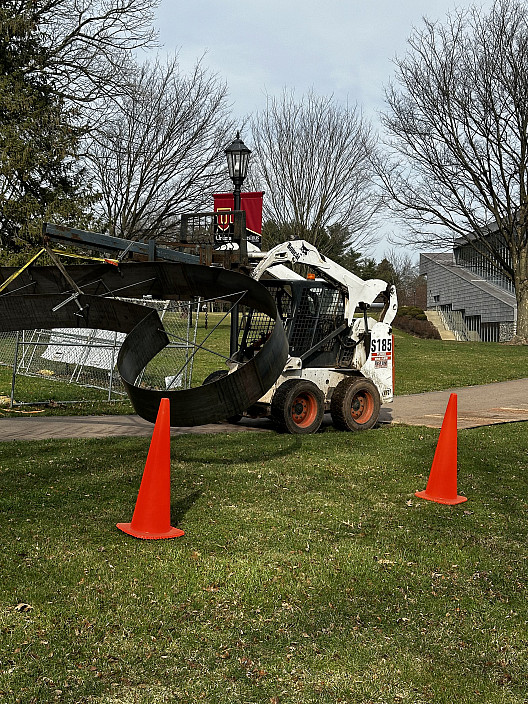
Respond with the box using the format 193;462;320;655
330;377;380;431
202;370;243;423
271;379;324;434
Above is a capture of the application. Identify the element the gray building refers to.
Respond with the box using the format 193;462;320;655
420;239;517;342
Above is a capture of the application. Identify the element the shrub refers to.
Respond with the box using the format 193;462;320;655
393;307;441;339
397;305;427;320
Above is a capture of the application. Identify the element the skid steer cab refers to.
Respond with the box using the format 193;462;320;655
206;240;397;434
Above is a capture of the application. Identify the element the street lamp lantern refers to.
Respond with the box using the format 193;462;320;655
224;132;251;210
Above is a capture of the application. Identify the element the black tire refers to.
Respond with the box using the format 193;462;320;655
202;370;242;423
330;377;380;431
271;379;324;434
202;369;229;385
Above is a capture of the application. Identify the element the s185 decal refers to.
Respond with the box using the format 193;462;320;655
371;338;392;354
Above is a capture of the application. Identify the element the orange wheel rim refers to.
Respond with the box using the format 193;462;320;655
350;391;374;424
291;393;317;427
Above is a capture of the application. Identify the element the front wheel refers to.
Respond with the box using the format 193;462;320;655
271;379;324;434
330;377;380;431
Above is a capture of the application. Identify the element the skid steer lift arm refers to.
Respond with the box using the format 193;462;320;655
251;240;397;327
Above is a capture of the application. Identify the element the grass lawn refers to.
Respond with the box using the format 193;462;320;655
1;423;527;703
391;333;528;395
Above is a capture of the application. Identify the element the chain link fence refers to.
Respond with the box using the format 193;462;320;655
0;298;201;407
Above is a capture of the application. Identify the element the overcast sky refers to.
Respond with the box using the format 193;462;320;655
151;0;490;257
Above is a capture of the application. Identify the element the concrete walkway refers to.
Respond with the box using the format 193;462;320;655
0;413;270;442
382;377;528;429
0;378;527;441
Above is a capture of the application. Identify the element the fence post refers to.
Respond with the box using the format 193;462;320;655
10;331;20;408
108;331;119;401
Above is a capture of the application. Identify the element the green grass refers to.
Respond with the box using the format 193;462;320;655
392;331;528;395
1;423;527;703
1;317;526;416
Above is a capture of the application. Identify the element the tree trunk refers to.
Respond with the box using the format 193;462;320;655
515;279;528;342
514;248;528;342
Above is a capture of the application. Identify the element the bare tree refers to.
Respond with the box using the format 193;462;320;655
249;91;380;253
378;0;528;341
18;0;158;105
86;56;236;239
383;250;427;308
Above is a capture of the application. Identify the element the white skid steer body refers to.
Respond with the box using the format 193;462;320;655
229;240;398;433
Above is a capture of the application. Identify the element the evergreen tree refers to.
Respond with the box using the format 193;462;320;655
0;0;156;255
0;5;88;251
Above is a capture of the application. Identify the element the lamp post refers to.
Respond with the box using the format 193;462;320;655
224;133;251;358
224;132;251;211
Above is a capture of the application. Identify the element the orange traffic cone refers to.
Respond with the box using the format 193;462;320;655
415;393;467;505
117;398;185;539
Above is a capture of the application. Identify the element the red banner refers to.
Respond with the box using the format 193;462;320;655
213;191;264;246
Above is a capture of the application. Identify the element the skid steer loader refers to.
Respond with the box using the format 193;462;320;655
205;240;398;434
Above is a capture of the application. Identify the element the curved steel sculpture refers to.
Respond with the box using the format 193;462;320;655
0;261;289;426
